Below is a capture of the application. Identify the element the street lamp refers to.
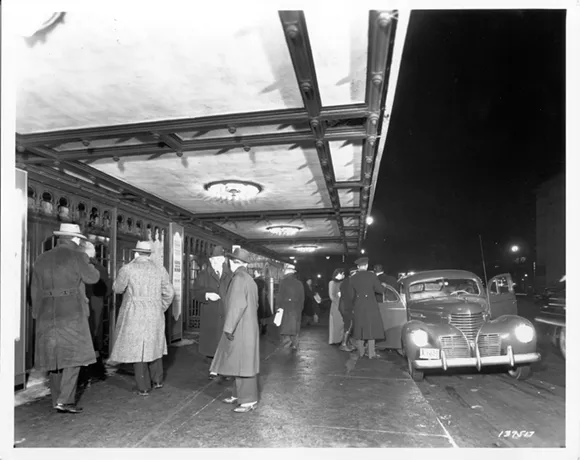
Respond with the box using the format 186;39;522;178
317;274;322;278
511;245;520;253
361;249;366;254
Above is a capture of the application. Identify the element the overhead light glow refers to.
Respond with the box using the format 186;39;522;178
366;216;374;225
266;225;301;236
289;256;295;260
326;256;330;260
361;249;366;254
511;245;520;253
317;274;322;278
294;245;318;253
204;180;262;201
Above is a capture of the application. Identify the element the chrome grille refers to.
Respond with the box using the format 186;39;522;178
449;312;484;341
477;333;501;357
439;335;470;358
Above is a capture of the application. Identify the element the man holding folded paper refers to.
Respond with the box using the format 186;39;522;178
276;264;305;350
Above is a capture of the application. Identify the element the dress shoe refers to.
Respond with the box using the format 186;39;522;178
153;383;163;389
233;402;257;413
208;373;218;380
223;396;238;404
135;390;150;396
55;403;83;414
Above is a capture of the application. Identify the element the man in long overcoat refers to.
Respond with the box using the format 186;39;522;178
109;241;175;396
80;240;111;381
276;264;305;350
349;257;387;359
338;267;357;352
193;246;233;378
253;269;271;336
210;247;260;413
30;223;100;413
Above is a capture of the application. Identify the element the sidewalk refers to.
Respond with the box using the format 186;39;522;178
14;312;455;448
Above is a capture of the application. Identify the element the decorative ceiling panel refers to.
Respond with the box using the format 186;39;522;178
328;140;362;182
15;8;302;134
345;229;358;238
176;122;312;141
86;144;332;213
215;217;339;239
342;216;360;227
337;189;360;208
306;8;369;106
54;136;157;152
264;242;349;255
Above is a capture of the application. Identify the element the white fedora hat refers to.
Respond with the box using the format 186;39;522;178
131;240;153;253
53;223;87;239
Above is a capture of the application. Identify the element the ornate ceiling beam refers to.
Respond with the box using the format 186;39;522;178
194;207;360;221
334;181;364;190
15;104;369;148
280;10;348;255
358;10;398;250
18;126;367;165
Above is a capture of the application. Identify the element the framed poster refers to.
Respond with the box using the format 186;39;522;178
168;223;184;342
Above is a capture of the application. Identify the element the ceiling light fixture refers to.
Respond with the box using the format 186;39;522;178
266;225;302;237
294;245;318;253
204;180;262;202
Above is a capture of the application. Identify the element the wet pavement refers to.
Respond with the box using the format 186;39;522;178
14;298;565;448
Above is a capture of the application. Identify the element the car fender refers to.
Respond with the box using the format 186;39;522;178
480;315;538;353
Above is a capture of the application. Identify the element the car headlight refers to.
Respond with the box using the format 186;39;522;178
514;324;535;343
410;329;429;347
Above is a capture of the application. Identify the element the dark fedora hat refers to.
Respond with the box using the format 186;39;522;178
209;245;226;258
228;247;252;263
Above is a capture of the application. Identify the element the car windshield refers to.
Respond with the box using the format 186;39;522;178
408;277;480;301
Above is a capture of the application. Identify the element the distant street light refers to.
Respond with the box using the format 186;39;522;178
366;216;374;225
326;256;330;260
317;274;322;278
361;249;366;254
511;245;520;253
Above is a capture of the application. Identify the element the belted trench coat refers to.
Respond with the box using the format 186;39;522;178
210;266;259;377
109;257;175;363
277;273;305;336
30;239;100;371
192;261;233;357
348;270;387;340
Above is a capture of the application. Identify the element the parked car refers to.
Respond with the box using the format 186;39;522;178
377;269;541;381
534;279;566;359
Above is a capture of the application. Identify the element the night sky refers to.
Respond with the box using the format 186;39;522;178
366;9;565;276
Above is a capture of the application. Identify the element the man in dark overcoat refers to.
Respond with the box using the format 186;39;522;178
373;264;398;302
302;277;320;326
349;257;387;359
30;223;100;413
253;269;271;336
338;267;357;352
276;264;305;350
210;247;260;413
80;240;111;381
193;245;233;379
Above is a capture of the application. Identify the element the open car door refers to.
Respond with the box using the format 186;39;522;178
487;273;518;318
377;285;407;350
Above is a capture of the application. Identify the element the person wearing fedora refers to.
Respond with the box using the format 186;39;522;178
253;268;271;336
210;247;260;413
30;223;101;414
348;257;387;359
109;241;175;396
276;263;305;350
192;245;233;379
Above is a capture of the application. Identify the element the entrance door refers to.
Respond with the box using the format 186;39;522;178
377;286;407;350
488;273;517;318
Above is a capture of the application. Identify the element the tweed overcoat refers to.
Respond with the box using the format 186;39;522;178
277;273;305;336
255;276;271;320
192;261;233;357
30;239;100;371
339;276;355;326
210;266;259;377
109;257;175;363
349;270;387;340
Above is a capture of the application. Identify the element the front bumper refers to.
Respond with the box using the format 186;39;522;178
413;345;541;370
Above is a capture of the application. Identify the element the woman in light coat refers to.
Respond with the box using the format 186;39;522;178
328;269;346;344
109;241;175;395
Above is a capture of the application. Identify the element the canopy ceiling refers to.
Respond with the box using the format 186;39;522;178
15;6;409;259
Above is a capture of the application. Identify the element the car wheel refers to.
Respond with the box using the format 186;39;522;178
507;364;532;380
559;327;566;359
407;356;424;382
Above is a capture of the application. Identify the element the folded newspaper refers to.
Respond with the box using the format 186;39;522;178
273;308;284;326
